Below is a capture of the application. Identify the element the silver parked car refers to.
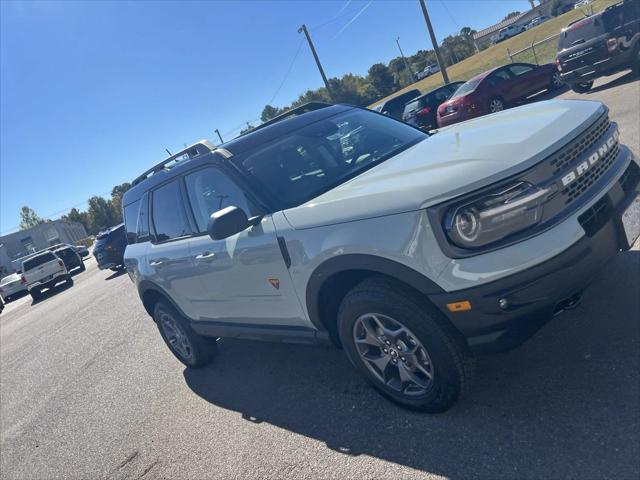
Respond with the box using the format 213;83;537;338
122;101;640;412
0;273;28;302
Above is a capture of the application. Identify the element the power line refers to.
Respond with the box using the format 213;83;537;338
436;0;461;31
307;3;371;31
266;37;304;107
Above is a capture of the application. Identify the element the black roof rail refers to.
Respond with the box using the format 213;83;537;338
243;102;333;135
131;140;217;186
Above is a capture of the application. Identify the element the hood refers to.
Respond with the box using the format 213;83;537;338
283;99;606;230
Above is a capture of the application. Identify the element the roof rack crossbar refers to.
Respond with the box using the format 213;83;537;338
132;140;216;186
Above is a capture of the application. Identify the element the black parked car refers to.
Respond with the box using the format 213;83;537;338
402;81;465;130
53;246;85;273
556;0;640;93
371;89;421;120
93;224;127;271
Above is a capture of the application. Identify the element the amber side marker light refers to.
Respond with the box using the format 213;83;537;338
446;300;472;312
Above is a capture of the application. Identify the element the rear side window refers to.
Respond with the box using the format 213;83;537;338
508;64;534;76
403;99;422;115
123;200;141;244
486;69;512;86
450;79;481;98
151;180;191;242
137;195;150;243
54;248;74;260
23;252;56;271
184;167;254;232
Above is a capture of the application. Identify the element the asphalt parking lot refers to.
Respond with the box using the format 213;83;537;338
1;72;639;480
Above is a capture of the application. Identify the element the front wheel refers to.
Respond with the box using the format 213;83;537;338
488;97;505;113
570;81;593;93
337;277;475;413
153;301;217;368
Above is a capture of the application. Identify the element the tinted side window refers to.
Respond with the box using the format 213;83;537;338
486;70;512;86
123;200;140;244
137;194;150;243
184;167;254;232
151;181;191;242
508;64;534;76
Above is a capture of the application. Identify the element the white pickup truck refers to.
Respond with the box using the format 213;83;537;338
21;251;72;301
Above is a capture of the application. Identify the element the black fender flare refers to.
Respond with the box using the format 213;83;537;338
137;280;190;320
305;254;445;331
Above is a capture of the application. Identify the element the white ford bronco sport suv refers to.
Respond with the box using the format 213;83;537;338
123;101;640;412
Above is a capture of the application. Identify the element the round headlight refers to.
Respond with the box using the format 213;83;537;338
454;209;480;242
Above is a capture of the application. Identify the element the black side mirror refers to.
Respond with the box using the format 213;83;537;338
207;206;263;240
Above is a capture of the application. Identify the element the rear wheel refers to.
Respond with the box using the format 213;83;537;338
78;261;86;272
550;71;564;90
30;288;41;301
570;81;593;93
65;275;74;287
488;97;505;113
337;277;475;413
153;301;217;368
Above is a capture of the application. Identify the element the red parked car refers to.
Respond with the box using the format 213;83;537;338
437;62;563;127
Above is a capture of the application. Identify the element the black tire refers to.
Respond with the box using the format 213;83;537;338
633;47;640;76
337;276;475;413
78;261;86;272
549;71;564;90
488;96;505;113
30;288;41;301
153;301;217;368
65;275;74;287
570;81;594;93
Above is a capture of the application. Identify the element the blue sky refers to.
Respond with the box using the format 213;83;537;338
0;0;528;234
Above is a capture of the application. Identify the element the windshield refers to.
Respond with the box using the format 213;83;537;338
450;78;481;98
22;252;56;271
231;109;426;210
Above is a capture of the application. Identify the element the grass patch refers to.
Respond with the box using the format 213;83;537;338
370;0;619;107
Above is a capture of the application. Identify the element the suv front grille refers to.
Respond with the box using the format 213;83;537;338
562;143;619;204
549;114;610;175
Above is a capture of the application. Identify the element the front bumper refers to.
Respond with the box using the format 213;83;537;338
429;159;640;354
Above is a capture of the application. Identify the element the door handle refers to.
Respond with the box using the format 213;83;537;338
195;251;216;262
149;258;168;267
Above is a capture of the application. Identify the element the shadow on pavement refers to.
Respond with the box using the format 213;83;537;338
30;279;75;306
184;251;639;479
583;69;639;94
104;268;127;281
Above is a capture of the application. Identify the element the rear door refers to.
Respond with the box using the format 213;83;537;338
146;178;201;320
485;68;516;102
505;63;545;99
183;165;308;327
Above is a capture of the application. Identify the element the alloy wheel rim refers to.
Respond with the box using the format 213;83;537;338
553;72;562;87
352;313;434;396
490;99;503;112
159;312;194;362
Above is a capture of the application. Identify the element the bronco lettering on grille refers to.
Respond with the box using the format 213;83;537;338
561;130;619;187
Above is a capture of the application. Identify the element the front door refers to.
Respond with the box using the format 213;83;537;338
183;166;307;327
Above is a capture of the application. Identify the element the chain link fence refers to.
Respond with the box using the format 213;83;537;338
506;33;561;66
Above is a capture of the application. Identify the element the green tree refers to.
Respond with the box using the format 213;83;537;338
19;206;46;230
261;105;283;122
110;182;132;220
62;207;90;233
502;11;521;21
87;196;118;233
367;63;396;97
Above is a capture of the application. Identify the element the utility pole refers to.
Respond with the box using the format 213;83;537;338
214;129;224;144
396;37;416;83
298;24;335;103
418;0;450;84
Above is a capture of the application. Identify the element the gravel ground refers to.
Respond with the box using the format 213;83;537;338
1;71;639;480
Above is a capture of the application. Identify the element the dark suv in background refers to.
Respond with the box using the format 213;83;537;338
402;82;464;130
93;224;127;271
52;245;85;273
372;89;421;120
557;0;640;93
